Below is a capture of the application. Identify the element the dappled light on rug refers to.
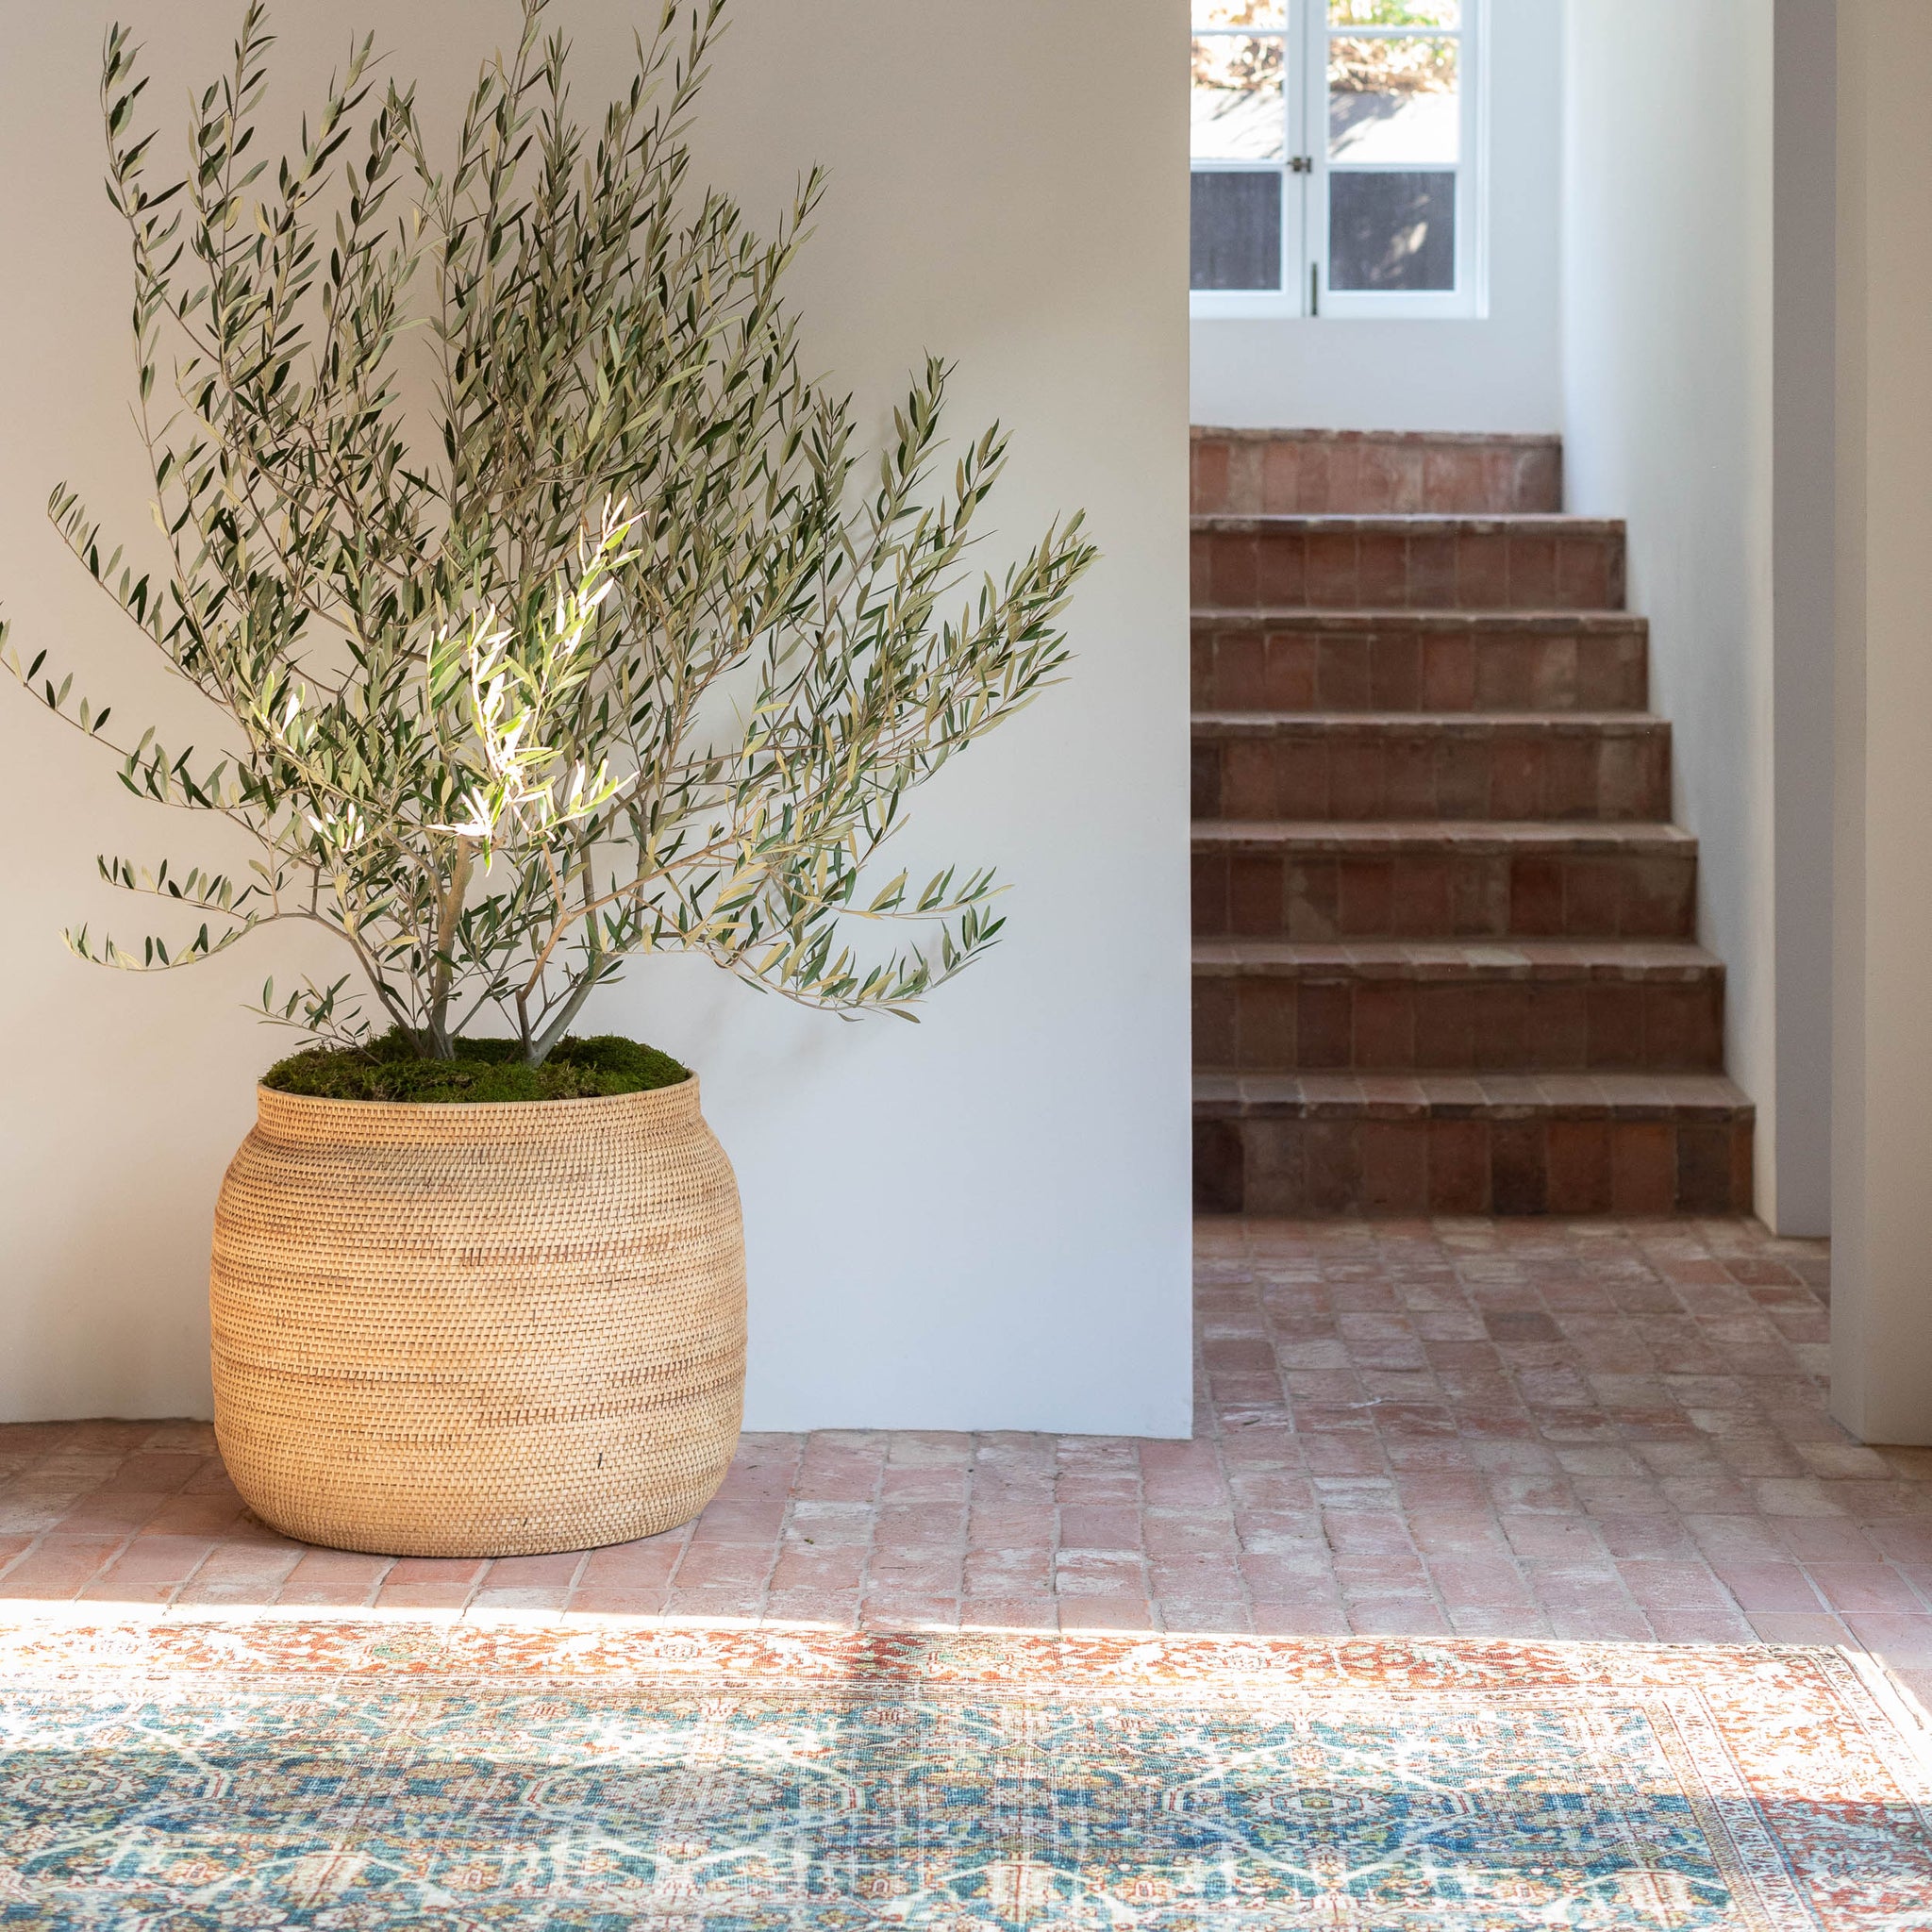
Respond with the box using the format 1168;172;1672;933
1;1623;1928;1927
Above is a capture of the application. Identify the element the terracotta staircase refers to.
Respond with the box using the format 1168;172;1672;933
1190;428;1756;1216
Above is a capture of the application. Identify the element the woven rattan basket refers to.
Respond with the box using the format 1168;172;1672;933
209;1074;745;1558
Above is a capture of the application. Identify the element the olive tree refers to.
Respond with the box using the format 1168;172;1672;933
3;0;1094;1061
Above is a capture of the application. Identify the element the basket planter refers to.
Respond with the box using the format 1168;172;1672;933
208;1075;745;1559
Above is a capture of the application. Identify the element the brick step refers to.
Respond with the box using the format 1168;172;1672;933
1192;515;1625;612
1192;712;1671;823
1192;939;1724;1074
1193;1071;1755;1216
1191;609;1648;713
1192;428;1563;517
1192;821;1698;941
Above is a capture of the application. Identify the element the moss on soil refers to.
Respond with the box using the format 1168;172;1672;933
262;1030;690;1104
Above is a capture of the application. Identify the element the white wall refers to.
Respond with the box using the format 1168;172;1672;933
1832;0;1932;1443
1771;0;1838;1241
1561;1;1813;1232
1190;0;1563;433
0;1;1193;1433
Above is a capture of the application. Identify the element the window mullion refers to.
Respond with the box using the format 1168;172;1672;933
1304;0;1325;312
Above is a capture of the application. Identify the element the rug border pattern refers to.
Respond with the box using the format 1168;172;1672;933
2;1623;1929;1931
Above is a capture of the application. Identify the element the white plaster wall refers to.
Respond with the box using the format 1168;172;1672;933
1190;0;1563;433
1831;0;1932;1443
1770;0;1838;1241
1560;1;1790;1227
0;0;1193;1432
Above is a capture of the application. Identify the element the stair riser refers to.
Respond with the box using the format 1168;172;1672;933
1193;434;1563;517
1194;976;1724;1074
1192;625;1648;713
1192;526;1625;612
1193;850;1699;941
1193;731;1671;823
1194;1114;1753;1216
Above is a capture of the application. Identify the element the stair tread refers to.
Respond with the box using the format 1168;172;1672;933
1193;819;1696;853
1192;938;1724;981
1192;426;1561;448
1193;1069;1754;1120
1193;710;1665;737
1192;608;1644;630
1194;513;1622;535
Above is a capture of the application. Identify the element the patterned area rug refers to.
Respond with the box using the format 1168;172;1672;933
1;1621;1929;1929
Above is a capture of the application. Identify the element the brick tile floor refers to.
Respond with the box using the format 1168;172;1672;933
5;1217;1930;1712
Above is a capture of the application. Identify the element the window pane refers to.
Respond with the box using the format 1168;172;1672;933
1192;171;1283;291
1193;36;1286;161
1329;170;1455;290
1328;0;1460;25
1329;35;1458;162
1194;0;1287;24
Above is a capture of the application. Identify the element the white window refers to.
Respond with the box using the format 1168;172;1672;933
1191;0;1485;320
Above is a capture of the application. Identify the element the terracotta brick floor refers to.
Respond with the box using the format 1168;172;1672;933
5;1217;1930;1714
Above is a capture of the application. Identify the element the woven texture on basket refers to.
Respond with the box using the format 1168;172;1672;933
209;1075;745;1558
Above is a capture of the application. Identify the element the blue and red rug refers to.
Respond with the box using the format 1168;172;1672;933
1;1620;1928;1927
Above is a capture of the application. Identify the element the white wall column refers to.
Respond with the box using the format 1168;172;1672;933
1831;0;1932;1443
1770;0;1837;1239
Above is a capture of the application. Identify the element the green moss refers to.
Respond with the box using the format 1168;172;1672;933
262;1030;691;1104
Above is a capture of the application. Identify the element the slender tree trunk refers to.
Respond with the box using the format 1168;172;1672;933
527;964;604;1066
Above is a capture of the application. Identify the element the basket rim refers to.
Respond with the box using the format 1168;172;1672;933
251;1070;697;1116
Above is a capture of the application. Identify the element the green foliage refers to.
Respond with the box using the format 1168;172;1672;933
263;1030;689;1102
3;0;1095;1063
1327;0;1459;27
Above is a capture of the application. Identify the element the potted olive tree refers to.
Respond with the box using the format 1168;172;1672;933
3;0;1092;1557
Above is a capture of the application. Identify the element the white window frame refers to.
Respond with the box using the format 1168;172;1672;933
1190;0;1488;323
